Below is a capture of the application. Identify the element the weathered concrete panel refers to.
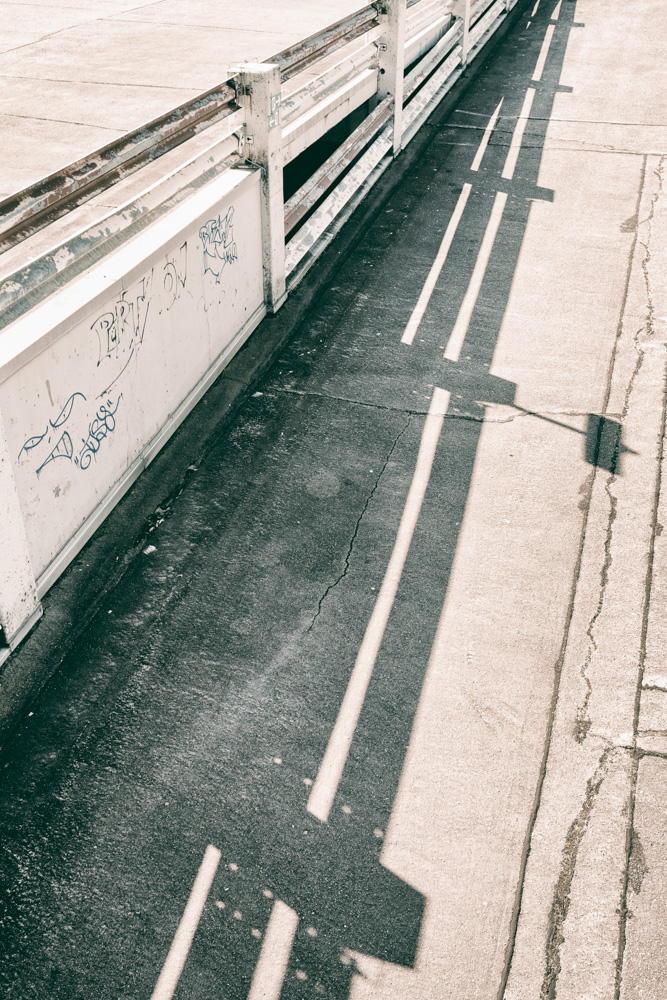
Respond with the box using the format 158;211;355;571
0;168;263;583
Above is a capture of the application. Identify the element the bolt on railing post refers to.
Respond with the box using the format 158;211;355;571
234;62;287;313
0;408;42;653
377;0;407;156
453;0;472;65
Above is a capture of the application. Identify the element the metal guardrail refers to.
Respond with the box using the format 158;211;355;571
0;2;414;252
0;0;517;297
0;83;238;252
0;0;524;648
282;0;505;252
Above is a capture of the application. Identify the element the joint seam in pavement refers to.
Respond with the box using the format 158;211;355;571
448;116;667;129
2;113;122;131
275;387;621;423
0;74;196;91
440;138;648;157
306;413;411;633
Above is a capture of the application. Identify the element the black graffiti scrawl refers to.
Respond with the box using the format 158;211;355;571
199;206;238;283
91;272;154;395
17;392;122;478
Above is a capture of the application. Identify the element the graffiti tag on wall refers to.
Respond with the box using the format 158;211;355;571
15;202;240;490
200;208;238;283
17;392;122;478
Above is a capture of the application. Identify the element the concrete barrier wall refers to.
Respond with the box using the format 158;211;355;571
0;167;264;616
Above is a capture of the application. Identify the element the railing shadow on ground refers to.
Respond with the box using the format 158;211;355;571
181;2;595;997
0;3;623;1000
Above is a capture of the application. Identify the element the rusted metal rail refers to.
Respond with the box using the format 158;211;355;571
0;83;238;252
274;0;423;82
0;1;435;252
275;6;380;82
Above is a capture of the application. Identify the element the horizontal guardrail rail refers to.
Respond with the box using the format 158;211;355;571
0;0;510;262
273;5;381;82
0;84;239;252
0;0;524;656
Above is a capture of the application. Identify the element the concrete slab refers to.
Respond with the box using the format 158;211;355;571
0;3;101;34
619;755;667;1000
109;0;362;33
504;149;667;1000
638;689;667;733
0;22;295;89
0;0;160;7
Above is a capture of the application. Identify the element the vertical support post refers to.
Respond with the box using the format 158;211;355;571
0;409;41;653
377;0;407;157
453;0;472;65
235;63;286;313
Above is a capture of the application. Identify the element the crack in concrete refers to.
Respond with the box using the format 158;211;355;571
614;159;667;1000
540;747;618;1000
621;829;649;929
638;156;665;344
501;157;651;1000
306;414;411;632
575;473;617;743
573;158;666;745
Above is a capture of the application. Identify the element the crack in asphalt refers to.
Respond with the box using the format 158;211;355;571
306;414;411;633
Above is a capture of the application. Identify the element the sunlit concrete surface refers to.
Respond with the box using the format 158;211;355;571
0;0;361;198
1;1;667;999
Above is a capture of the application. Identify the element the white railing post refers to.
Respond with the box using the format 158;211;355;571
377;0;407;156
453;0;472;65
0;409;41;653
234;63;286;313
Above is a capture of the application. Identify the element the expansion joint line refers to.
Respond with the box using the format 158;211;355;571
306;414;411;632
